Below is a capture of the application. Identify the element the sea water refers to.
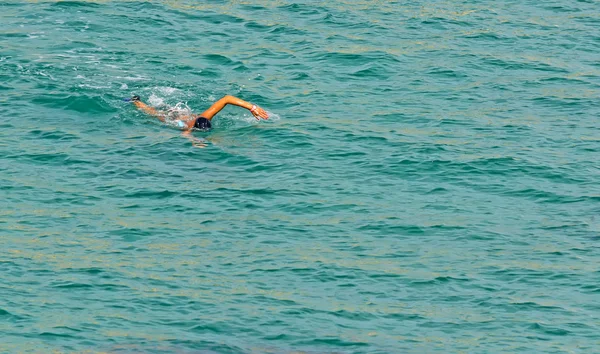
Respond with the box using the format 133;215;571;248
1;1;599;353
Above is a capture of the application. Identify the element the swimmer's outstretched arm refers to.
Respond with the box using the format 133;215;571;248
128;96;166;122
200;95;269;121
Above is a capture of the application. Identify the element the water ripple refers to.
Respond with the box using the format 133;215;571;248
0;0;598;353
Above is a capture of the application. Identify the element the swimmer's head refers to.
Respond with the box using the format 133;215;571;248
194;117;212;131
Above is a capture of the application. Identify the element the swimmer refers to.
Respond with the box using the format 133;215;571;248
125;94;269;147
126;94;268;129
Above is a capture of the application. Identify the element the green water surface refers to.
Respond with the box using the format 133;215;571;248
1;1;599;353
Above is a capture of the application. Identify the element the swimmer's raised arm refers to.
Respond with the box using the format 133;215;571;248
200;95;268;120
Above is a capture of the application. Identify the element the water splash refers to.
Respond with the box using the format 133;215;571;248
166;101;193;118
147;93;165;107
265;111;281;121
154;86;180;96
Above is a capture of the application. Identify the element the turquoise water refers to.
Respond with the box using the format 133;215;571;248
1;0;599;352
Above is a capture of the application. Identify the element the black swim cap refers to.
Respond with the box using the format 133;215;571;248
194;117;212;130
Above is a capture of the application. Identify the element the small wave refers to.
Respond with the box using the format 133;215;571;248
50;0;101;8
0;308;15;317
529;322;571;336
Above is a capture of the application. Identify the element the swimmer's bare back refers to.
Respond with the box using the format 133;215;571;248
127;94;269;130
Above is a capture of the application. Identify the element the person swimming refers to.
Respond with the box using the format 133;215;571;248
126;94;269;131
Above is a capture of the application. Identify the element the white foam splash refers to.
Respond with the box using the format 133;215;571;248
265;111;280;121
227;110;281;125
115;76;147;81
120;83;128;90
79;84;110;89
37;71;56;80
167;101;193;117
156;86;179;95
237;115;261;124
148;94;165;107
147;92;193;121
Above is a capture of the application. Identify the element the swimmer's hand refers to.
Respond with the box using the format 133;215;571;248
250;104;269;120
182;130;208;148
123;95;140;102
